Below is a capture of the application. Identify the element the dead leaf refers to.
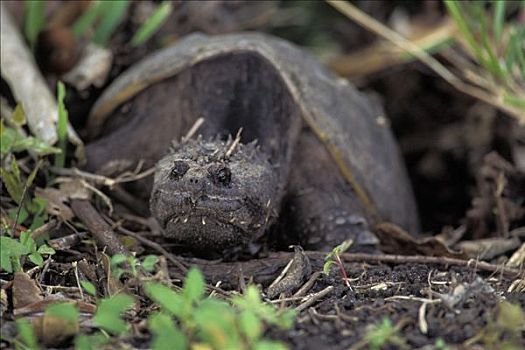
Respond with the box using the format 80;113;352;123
457;237;522;260
12;272;43;309
375;222;466;258
507;242;525;268
35;187;74;221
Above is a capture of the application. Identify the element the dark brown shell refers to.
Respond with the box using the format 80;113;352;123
86;33;418;233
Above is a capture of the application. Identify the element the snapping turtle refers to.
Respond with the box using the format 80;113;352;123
85;33;418;253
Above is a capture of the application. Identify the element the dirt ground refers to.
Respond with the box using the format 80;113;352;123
1;1;524;349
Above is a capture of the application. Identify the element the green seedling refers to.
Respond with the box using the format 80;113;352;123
130;1;173;47
54;82;68;168
110;253;159;279
363;317;408;350
323;239;353;288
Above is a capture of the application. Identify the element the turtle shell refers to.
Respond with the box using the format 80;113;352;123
86;33;418;234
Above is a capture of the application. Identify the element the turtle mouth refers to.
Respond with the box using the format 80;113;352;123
164;210;257;249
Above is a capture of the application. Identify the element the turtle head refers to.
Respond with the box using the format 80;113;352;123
150;136;278;252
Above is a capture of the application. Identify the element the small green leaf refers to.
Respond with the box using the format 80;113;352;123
145;282;188;319
141;255;159;272
11;155;21;183
239;310;262;342
148;312;187;350
9;136;61;155
497;301;525;331
37;244;56;255
254;340;288;350
46;302;79;323
193;299;239;349
112;267;126;280
111;253;129;265
93;294;134;335
80;280;97;297
0;123;16;154
16;318;39;350
0;167;23;204
11;104;26;126
323;260;334;275
75;333;108;350
130;1;173;47
0;236;29;273
28;252;44;267
20;231;36;252
183;267;205;303
8;206;29;225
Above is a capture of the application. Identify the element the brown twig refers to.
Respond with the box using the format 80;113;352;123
325;0;525;123
293;271;321;298
182;117;205;142
70;199;127;256
327;252;523;278
296;286;334;312
225;128;243;158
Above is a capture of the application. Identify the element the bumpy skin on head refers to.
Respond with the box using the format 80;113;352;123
150;137;278;252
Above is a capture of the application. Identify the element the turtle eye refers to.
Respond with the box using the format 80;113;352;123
215;166;231;186
170;161;189;180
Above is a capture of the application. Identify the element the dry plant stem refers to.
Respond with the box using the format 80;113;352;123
175;251;522;286
225;128;243;158
0;4;83;145
325;0;524;123
335;254;352;289
327;252;524;278
507;242;525;268
267;258;294;293
182;117;205;142
10;182;30;237
49;166;155;187
293;271;321;298
30;219;58;240
70;199;127;256
296;286;334;312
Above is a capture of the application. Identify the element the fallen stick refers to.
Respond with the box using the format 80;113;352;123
178;251;523;284
70;199;127;256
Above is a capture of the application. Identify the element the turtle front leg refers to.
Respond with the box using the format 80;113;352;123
282;129;379;251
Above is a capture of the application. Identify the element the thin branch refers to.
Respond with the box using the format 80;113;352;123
326;0;524;123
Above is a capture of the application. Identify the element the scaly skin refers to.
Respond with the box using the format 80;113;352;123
150;137;278;251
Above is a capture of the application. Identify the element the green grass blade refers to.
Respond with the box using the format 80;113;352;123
444;0;484;63
513;27;525;80
24;0;45;50
130;1;173;47
475;4;506;80
54;82;69;168
493;0;506;43
503;94;525;110
93;1;130;46
72;1;102;38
